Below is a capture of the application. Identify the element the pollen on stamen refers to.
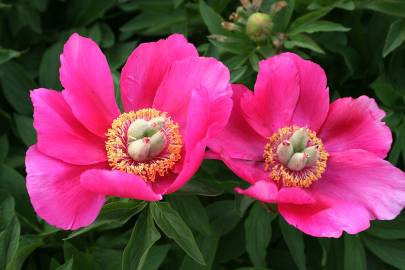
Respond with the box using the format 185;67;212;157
263;126;329;188
105;108;182;182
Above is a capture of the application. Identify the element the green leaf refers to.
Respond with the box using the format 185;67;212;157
289;6;333;30
273;0;295;32
67;0;116;26
67;200;146;239
122;209;161;270
0;216;20;270
0;165;35;222
199;0;226;35
168;195;211;235
0;49;20;64
289;20;350;35
0;62;35;115
363;0;405;18
107;41;137;70
344;235;367;270
0;191;14;231
383;19;405;57
362;235;405;270
179;235;219;270
207;200;241;236
368;214;405;239
14;114;36;146
370;75;402;107
142;244;171;270
6;235;43;270
0;135;8;163
285;34;325;54
245;203;275;267
55;258;73;270
150;202;205;265
39;42;63;90
279;218;307;270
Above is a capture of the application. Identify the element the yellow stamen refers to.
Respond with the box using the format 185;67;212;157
263;126;328;188
105;109;182;182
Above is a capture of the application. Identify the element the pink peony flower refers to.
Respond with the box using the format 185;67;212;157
26;33;232;230
208;52;405;237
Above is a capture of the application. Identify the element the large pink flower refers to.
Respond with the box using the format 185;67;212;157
208;52;405;237
26;33;232;230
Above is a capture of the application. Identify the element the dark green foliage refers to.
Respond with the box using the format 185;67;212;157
0;0;405;269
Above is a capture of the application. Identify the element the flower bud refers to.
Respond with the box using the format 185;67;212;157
303;146;319;167
149;131;166;158
276;140;294;165
128;138;151;161
287;152;308;171
290;128;308;152
127;119;150;142
246;12;273;42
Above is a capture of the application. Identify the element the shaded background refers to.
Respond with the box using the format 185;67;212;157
0;0;405;269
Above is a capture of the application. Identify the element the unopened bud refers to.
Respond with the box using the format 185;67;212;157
246;12;273;42
149;131;166;158
276;140;294;165
128;138;151;161
304;146;319;167
127;119;150;142
287;153;308;171
290;128;308;152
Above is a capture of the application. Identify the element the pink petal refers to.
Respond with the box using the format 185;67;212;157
163;87;211;194
25;146;106;230
311;149;405;220
319;96;392;158
240;53;300;137
152;56;231;134
31;89;107;165
80;169;162;201
235;180;278;203
287;53;330;131
279;199;371;238
207;84;266;161
60;33;120;138
120;34;198;111
222;156;268;184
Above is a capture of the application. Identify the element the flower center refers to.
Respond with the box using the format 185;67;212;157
105;108;182;182
263;126;328;188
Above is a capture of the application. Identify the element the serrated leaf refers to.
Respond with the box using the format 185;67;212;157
245;203;275;267
122;209;161;270
344;235;367;270
383;19;405;57
150;202;205;265
279;218;307;270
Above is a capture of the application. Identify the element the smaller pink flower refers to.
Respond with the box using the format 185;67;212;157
208;52;405;237
26;33;232;230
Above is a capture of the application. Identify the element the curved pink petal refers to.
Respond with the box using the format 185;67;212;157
80;169;162;201
120;34;198;111
311;149;405;220
319;96;392;158
153;56;231;135
240;53;300;137
26;146;106;230
279;199;371;238
207;84;266;161
236;180;315;204
287;53;329;131
222;156;268;184
163;87;211;194
31;89;107;165
60;33;120;138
